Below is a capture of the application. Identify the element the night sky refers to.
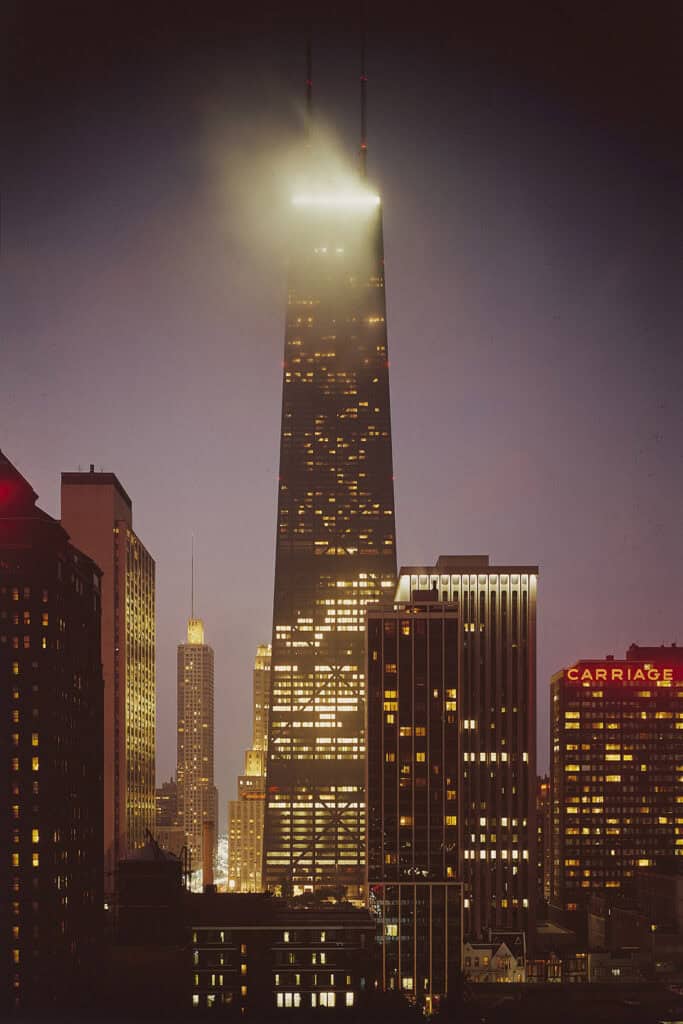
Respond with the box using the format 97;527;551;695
4;2;682;829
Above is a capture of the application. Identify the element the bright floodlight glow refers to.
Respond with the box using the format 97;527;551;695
291;193;381;208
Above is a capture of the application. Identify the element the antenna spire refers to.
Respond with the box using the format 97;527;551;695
305;32;313;150
360;26;368;178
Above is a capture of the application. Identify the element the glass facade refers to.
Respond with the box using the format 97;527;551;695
121;529;156;854
264;195;397;901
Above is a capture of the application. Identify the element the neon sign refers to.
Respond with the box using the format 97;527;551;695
567;666;674;683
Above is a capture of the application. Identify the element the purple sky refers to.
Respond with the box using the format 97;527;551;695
4;4;682;830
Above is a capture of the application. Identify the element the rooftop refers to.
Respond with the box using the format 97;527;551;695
399;555;539;575
61;465;132;509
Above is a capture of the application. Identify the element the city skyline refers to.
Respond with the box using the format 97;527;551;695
4;5;682;827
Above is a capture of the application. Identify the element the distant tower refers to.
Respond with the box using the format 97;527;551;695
61;466;155;889
262;40;397;902
176;558;217;877
228;643;271;892
1;451;104;1011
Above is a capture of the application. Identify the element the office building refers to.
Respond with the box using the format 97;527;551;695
368;555;538;972
177;617;217;874
1;451;103;1011
156;777;184;858
61;466;155;884
550;645;683;915
262;161;397;901
537;776;551;909
228;643;271;892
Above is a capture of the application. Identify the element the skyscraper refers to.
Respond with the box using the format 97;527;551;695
228;643;271;892
263;79;397;899
1;452;103;1012
368;556;538;950
550;645;683;918
177;617;217;875
61;467;155;885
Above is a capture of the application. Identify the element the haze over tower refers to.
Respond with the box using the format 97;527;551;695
263;50;397;902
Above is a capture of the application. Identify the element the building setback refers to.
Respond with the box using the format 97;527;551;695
368;555;538;963
0;451;104;1012
228;643;271;892
263;184;397;901
177;617;217;875
550;645;683;916
61;467;155;885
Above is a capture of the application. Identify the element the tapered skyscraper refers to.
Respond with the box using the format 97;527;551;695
263;59;397;901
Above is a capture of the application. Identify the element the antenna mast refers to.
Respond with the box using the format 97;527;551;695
191;535;194;619
360;25;368;178
305;32;313;149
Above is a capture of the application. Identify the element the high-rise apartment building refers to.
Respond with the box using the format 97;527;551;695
1;452;104;1012
61;466;155;884
550;645;683;916
368;556;538;957
263;185;397;901
228;643;271;892
177;617;217;874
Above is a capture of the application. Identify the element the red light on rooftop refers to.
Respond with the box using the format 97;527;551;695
0;479;21;507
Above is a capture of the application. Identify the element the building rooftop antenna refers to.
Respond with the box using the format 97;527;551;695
191;534;195;619
359;22;368;179
305;31;313;150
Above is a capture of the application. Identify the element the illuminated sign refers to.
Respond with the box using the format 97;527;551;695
566;665;675;683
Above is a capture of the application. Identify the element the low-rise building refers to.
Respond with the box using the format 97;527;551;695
463;937;526;983
107;838;375;1015
189;894;375;1013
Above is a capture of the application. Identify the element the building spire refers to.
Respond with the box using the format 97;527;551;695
359;25;368;178
191;534;195;619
